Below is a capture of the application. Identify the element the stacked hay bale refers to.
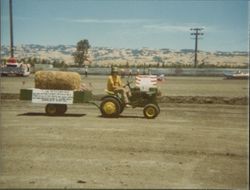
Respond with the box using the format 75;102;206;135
35;71;81;90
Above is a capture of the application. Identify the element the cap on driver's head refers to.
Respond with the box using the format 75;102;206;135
111;67;118;74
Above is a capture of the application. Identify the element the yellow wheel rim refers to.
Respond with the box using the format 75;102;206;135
103;102;116;114
145;107;156;117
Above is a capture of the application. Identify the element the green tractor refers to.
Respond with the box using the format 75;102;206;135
100;80;161;119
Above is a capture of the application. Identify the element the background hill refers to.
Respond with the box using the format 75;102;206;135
1;44;248;68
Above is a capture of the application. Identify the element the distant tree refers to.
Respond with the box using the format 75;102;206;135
52;60;59;67
153;56;163;64
61;60;68;68
19;58;25;63
41;59;47;64
27;57;34;66
32;58;38;64
125;61;129;68
156;62;160;68
61;60;65;65
73;39;91;67
1;58;7;65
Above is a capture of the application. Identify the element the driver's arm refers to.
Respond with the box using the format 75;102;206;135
117;76;124;87
107;76;115;91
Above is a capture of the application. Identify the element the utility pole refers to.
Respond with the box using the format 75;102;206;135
0;0;1;57
9;0;14;57
190;28;204;68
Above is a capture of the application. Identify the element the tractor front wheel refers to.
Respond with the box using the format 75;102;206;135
143;104;160;119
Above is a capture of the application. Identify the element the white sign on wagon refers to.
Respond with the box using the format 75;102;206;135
32;89;74;104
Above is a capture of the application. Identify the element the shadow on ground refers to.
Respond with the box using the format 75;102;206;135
98;115;145;119
18;112;86;117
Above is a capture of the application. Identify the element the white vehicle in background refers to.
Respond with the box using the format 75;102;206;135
157;74;165;81
0;57;30;77
223;70;249;80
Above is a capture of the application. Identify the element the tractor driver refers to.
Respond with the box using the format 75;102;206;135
107;67;130;106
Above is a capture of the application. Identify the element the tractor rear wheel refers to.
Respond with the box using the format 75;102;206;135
100;97;121;117
119;103;125;114
143;104;159;119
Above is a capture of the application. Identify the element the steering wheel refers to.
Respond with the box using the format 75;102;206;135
124;80;133;88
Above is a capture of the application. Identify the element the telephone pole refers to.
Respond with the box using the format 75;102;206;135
190;28;204;68
9;0;14;57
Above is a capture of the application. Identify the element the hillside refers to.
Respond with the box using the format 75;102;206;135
1;44;248;68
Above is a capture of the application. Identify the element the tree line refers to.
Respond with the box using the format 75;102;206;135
0;57;66;68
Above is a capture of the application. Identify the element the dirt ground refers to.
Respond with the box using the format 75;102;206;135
0;75;249;189
0;99;248;189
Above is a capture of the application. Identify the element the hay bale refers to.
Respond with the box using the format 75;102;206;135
35;71;81;90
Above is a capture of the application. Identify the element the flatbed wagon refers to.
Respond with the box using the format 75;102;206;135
20;88;94;115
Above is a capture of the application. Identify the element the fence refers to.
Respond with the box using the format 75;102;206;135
64;67;249;76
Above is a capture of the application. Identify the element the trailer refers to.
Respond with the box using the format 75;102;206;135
20;88;94;115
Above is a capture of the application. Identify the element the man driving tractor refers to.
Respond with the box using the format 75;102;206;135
100;66;160;118
107;67;131;106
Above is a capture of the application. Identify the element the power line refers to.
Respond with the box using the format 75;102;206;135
190;28;204;68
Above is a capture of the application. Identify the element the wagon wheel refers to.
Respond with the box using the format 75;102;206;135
45;104;58;116
100;97;121;117
57;104;67;115
143;104;159;119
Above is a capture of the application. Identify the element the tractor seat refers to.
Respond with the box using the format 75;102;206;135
105;89;115;95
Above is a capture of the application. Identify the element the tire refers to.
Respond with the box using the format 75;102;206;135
57;104;67;115
45;104;57;116
155;103;160;114
119;104;125;114
143;104;159;119
100;97;121;117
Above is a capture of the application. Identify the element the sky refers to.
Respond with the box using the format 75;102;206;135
1;0;249;52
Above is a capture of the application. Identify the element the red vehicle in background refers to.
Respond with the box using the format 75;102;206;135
0;57;30;77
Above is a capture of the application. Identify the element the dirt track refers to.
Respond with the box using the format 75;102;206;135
1;75;248;105
0;100;248;189
1;75;249;97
